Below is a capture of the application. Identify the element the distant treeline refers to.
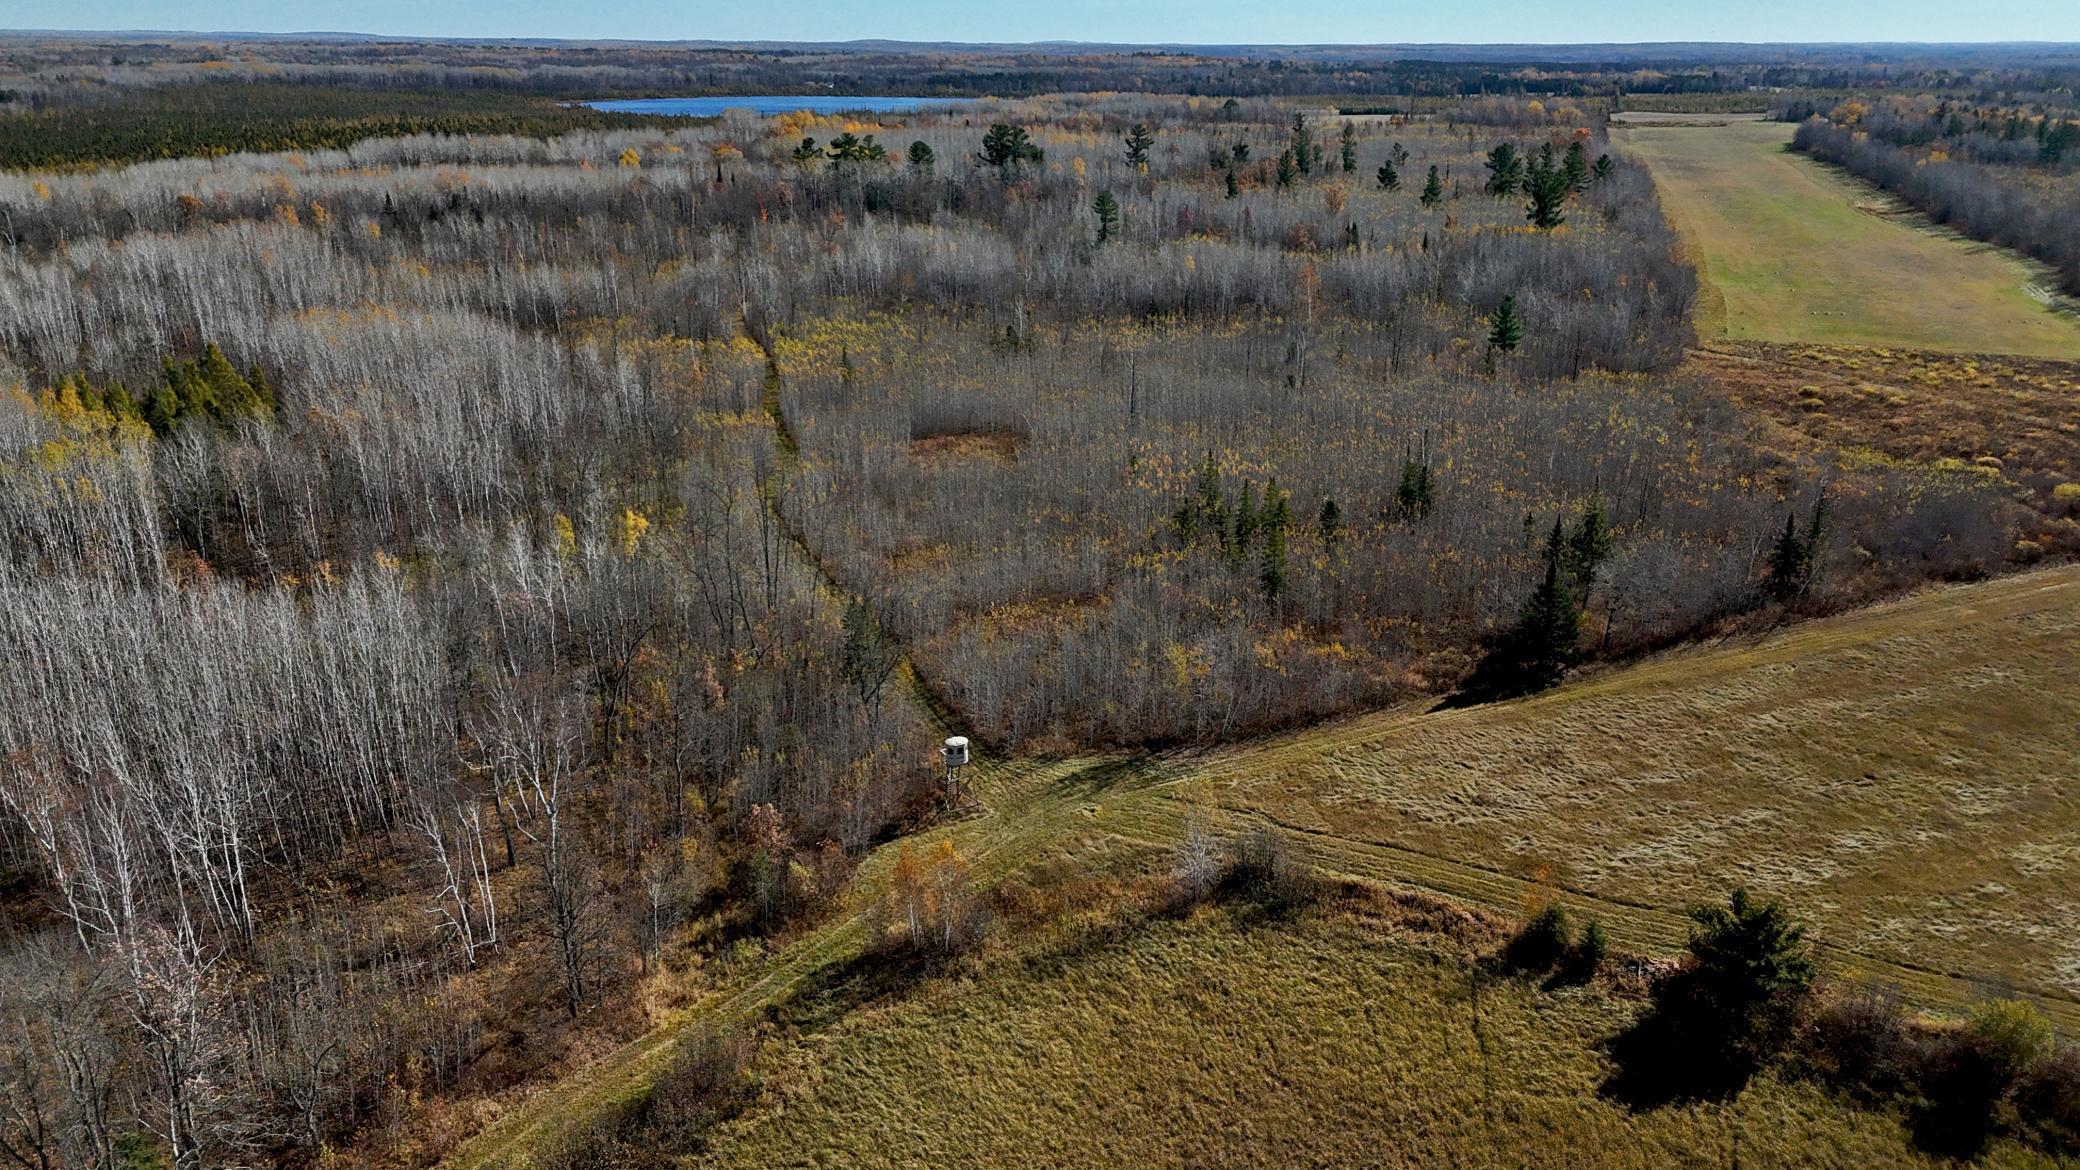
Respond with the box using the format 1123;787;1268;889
0;82;677;169
5;35;2077;113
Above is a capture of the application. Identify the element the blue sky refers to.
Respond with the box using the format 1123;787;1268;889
6;0;2079;44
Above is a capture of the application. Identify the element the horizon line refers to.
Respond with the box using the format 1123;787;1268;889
7;29;2080;50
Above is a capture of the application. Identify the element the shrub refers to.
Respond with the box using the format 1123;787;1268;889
1801;982;1914;1100
1570;917;1608;979
1222;826;1318;909
2017;1043;2080;1154
1910;1001;2051;1156
1169;819;1227;909
533;1027;756;1168
644;1027;757;1145
1609;888;1814;1099
1969;999;2054;1079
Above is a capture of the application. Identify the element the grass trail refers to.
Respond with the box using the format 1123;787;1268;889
1616;119;2080;357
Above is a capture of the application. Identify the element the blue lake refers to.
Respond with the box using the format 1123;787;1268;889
582;96;969;118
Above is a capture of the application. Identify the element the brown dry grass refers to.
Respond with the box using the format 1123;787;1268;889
1692;342;2080;552
702;899;2063;1170
908;430;1024;463
1165;565;2080;1015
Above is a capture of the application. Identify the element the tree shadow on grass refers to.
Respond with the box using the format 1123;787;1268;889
1599;1009;1757;1111
762;944;944;1035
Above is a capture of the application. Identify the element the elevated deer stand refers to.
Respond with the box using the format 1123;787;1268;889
941;735;971;807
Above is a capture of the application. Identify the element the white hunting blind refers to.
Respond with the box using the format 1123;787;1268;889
941;736;969;801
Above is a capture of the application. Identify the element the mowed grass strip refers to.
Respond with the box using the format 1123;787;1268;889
1175;565;2080;1013
1617;119;2080;357
702;907;2027;1170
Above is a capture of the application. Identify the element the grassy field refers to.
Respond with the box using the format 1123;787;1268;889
1615;119;2080;357
445;565;2080;1169
702;905;2063;1170
1164;566;2080;1013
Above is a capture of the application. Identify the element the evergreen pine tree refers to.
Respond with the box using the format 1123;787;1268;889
1259;481;1291;600
1766;511;1808;602
1338;120;1358;173
1525;163;1569;229
144;364;182;437
1124;122;1154;168
1562;140;1590;191
1191;451;1229;552
1225;166;1240;199
907;140;936;172
1260;521;1288;600
1591;153;1616;182
1233;479;1260;552
1275;149;1298;188
1566;493;1614;588
164;356;215;423
1666;888;1816;1079
1289;113;1318;174
1506;518;1584;691
977;124;1043;171
246;364;277;413
1317;498;1343;546
1420;165;1443;207
1487;294;1524;354
1092;189;1121;244
103;379;137;419
199;342;255;419
1376;160;1399;191
1394;444;1436;520
1483;142;1524;196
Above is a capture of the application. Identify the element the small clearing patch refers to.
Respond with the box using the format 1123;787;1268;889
908;430;1024;463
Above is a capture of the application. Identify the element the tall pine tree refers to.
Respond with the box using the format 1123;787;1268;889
1487;295;1524;354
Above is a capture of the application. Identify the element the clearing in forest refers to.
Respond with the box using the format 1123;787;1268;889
447;565;2080;1170
1616;118;2080;357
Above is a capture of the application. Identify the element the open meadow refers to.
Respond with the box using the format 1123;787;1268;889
1616;119;2080;356
1164;564;2080;1013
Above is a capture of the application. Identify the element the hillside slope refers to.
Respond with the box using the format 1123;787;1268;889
449;565;2080;1168
1165;565;2080;1012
